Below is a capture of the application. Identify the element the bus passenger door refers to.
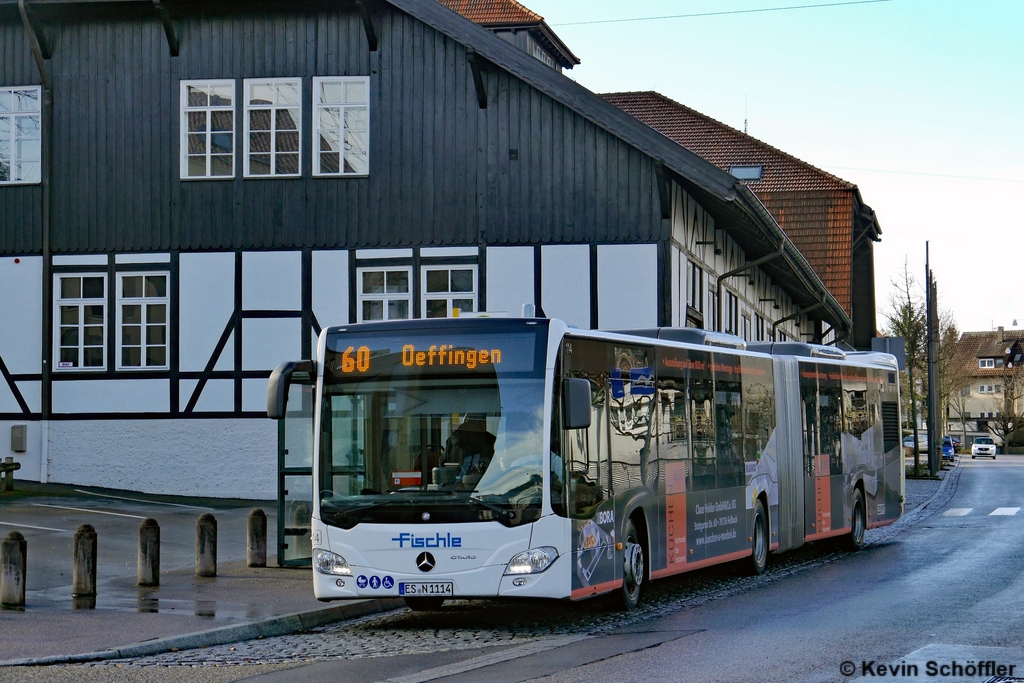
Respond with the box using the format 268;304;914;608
278;374;316;566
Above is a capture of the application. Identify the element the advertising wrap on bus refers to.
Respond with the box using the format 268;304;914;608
268;317;902;610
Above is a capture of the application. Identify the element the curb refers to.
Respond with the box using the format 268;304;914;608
0;597;406;667
895;458;961;529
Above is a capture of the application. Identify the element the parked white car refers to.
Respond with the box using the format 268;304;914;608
971;437;997;459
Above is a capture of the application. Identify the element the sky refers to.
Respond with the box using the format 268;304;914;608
523;0;1024;334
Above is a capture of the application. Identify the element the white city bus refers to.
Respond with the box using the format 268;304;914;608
268;317;903;610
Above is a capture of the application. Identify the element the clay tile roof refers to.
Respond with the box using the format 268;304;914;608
437;0;543;26
954;330;1024;378
600;91;854;193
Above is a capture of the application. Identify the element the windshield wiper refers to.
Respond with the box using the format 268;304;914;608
468;492;515;521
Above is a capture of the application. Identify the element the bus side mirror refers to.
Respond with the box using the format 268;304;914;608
562;378;592;430
268;360;315;419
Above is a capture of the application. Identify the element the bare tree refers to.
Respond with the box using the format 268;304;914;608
884;261;927;473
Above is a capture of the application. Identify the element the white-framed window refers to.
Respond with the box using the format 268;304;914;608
358;267;411;322
55;274;106;370
0;86;42;185
724;291;739;335
707;286;716;332
687;260;703;313
742;313;751;341
979;358;995;369
755;313;766;342
423;266;477;318
117;273;169;369
180;80;235;179
313;77;369;176
244;79;301;177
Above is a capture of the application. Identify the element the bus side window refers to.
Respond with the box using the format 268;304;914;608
550;376;567;517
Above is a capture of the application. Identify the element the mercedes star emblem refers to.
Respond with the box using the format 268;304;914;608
421;512;431;521
416;552;436;572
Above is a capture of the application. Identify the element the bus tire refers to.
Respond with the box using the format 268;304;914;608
616;518;645;611
747;499;768;576
845;488;867;551
405;597;445;611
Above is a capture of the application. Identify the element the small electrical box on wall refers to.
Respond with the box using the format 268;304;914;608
10;425;26;453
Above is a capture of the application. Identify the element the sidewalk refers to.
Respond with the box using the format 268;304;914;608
0;483;403;665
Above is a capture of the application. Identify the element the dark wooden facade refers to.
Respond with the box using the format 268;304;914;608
0;3;660;256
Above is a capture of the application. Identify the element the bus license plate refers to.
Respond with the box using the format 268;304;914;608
399;582;453;596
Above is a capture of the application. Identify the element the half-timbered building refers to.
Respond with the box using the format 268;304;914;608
1;0;852;499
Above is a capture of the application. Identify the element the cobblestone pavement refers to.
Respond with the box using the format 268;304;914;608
51;471;949;673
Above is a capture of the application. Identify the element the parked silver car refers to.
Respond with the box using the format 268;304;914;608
971;437;997;459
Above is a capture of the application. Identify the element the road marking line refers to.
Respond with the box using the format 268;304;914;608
0;520;68;533
385;634;591;683
942;508;973;516
73;489;213;511
990;507;1021;516
31;503;147;520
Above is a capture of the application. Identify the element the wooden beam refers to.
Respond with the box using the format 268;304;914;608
355;0;377;52
467;48;487;109
152;0;180;56
654;161;671;220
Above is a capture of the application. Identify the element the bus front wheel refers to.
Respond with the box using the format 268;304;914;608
747;500;768;576
405;597;445;611
616;518;645;611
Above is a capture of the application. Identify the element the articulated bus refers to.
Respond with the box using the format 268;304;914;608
268;317;903;610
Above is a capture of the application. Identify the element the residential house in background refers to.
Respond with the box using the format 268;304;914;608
601;92;882;349
948;327;1024;447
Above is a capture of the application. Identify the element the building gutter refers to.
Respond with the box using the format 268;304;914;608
19;0;52;429
715;237;786;333
771;296;826;340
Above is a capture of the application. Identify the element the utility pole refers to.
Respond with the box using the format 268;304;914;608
925;243;941;475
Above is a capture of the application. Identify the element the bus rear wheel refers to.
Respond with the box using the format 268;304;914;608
405;597;445;611
747;499;768;576
845;489;867;551
616;518;645;611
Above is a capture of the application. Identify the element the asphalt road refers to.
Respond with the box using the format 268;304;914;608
7;455;1024;683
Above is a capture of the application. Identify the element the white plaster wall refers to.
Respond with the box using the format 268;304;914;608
0;256;42;374
243;251;301;311
242;377;272;413
16;381;41;413
597;244;658;330
242;318;301;371
541;245;590;329
47;418;277;499
0;382;21;414
1;419;41;481
312;250;349;329
486;246;534;316
180;252;235;373
421;247;477;258
52;379;170;414
180;378;234;413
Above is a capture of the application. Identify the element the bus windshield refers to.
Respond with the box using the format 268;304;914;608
317;323;548;528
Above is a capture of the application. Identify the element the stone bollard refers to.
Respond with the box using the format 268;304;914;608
1;531;27;608
72;524;97;602
247;509;267;568
137;518;160;587
196;513;217;577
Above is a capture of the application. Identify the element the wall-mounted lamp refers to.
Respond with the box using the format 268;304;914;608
759;298;779;310
696;240;722;255
794;320;801;328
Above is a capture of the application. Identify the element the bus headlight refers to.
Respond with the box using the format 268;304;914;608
314;549;353;576
505;547;558;575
